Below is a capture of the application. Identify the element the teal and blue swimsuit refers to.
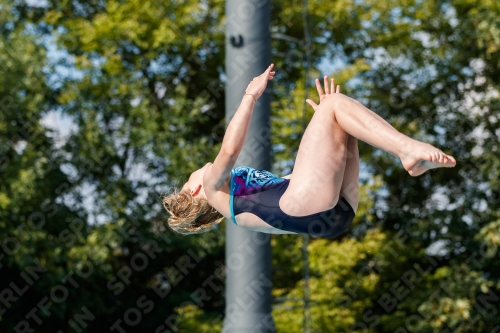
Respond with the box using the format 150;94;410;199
229;166;355;239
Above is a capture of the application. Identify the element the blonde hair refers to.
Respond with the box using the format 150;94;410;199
162;186;224;235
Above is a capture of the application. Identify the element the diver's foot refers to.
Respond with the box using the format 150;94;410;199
400;142;456;177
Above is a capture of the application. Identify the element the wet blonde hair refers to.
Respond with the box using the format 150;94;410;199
162;185;224;235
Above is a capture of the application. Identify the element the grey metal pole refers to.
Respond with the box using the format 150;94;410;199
223;1;275;332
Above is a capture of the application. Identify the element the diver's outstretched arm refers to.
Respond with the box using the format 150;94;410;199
222;64;275;156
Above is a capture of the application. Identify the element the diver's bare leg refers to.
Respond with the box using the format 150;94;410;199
323;93;456;177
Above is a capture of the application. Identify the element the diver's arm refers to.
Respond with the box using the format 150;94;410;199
220;95;256;156
222;64;275;156
204;96;255;191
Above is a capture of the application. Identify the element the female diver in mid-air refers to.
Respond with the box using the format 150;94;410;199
163;64;456;237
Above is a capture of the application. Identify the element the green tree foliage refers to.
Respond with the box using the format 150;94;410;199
2;0;228;331
1;0;499;332
270;0;500;332
0;1;87;330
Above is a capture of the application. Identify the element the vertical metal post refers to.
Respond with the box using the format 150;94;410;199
223;1;275;332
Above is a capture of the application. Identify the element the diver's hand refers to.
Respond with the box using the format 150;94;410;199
306;75;341;112
244;64;275;100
